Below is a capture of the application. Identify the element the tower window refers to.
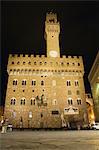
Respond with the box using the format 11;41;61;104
67;80;71;86
23;62;25;65
41;113;43;118
12;61;14;64
40;62;42;65
22;80;26;85
77;99;81;105
28;62;31;65
61;62;64;66
34;62;36;65
13;80;17;85
78;63;80;66
17;61;20;64
67;63;69;66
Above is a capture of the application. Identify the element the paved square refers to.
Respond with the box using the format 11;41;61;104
0;130;99;150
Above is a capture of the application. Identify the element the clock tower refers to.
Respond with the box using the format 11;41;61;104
45;12;60;57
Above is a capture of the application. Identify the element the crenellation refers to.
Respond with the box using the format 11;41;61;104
62;55;66;58
41;55;46;58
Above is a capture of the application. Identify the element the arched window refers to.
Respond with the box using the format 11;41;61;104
78;63;80;66
22;80;26;85
12;61;14;64
77;99;82;105
20;98;25;105
34;62;36;65
68;98;73;105
67;80;71;86
75;80;79;86
40;62;42;65
31;98;35;105
41;81;44;86
13;80;17;85
10;98;16;105
32;80;36;86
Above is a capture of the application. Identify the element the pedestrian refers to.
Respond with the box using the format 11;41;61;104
19;117;23;130
1;118;8;133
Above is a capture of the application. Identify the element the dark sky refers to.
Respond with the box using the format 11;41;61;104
1;1;99;105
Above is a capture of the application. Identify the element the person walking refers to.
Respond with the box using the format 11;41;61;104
1;118;8;133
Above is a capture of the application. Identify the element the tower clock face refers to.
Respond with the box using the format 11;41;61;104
49;50;58;57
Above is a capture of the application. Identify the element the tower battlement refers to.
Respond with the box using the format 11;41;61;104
46;12;58;23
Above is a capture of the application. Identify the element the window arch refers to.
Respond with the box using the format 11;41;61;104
77;99;82;105
22;80;26;85
68;98;73;105
32;80;36;86
75;80;79;86
31;98;35;105
67;80;71;86
41;80;44;86
20;98;25;105
13;79;17;85
10;98;16;105
78;63;80;66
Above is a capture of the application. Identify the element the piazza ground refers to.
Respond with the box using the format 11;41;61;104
0;130;99;150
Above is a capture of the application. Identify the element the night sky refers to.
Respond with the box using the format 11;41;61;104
1;1;99;106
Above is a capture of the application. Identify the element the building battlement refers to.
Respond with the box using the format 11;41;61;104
9;54;82;59
9;54;46;58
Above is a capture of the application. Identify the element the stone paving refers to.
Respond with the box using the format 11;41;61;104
0;130;99;150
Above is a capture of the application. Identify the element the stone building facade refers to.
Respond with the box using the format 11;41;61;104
4;12;88;128
88;51;99;122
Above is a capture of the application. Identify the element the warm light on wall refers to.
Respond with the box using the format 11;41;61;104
91;114;94;120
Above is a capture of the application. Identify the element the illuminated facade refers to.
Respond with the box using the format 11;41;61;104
88;51;99;122
4;12;89;128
